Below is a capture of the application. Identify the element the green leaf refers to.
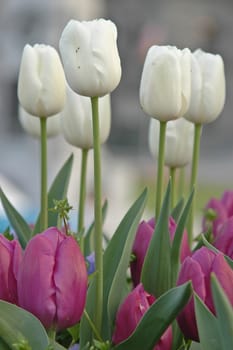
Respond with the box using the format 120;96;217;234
0;187;32;248
84;200;108;256
194;293;221;350
211;274;233;349
141;181;171;297
49;340;67;350
0;301;49;349
0;338;11;350
171;197;184;222
106;189;147;335
80;189;147;346
171;189;194;285
112;282;192;350
33;153;73;234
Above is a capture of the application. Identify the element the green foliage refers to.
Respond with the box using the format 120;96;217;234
112;283;192;350
0;188;32;248
80;189;147;347
33;153;73;234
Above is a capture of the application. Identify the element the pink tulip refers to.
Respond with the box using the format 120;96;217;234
203;191;233;238
0;235;22;304
18;227;88;330
214;217;233;259
130;217;191;286
112;283;172;349
177;247;233;341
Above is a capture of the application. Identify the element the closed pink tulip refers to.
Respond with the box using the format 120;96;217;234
130;217;191;286
214;217;233;259
0;235;22;304
112;283;172;349
203;190;233;238
18;227;88;330
177;247;233;341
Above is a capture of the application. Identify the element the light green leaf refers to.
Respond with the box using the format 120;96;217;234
211;274;233;349
141;182;171;297
194;294;221;350
0;187;32;248
79;189;147;347
33;153;73;234
0;301;49;349
113;283;192;350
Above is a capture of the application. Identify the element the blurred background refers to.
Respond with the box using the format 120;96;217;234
1;0;233;234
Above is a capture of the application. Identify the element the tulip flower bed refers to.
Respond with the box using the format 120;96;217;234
0;17;233;350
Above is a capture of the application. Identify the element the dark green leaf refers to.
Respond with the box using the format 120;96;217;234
0;301;49;349
33;153;73;234
211;274;233;349
80;189;147;346
171;197;184;222
194;293;221;350
113;283;192;350
141;181;171;297
0;187;32;248
171;189;194;285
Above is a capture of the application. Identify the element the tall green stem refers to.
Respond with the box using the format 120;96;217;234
178;166;186;199
170;167;176;210
40;117;48;231
78;148;89;253
187;123;202;245
155;121;167;219
91;96;103;334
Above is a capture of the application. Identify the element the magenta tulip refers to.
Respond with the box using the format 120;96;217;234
214;217;233;259
130;217;191;286
112;283;172;349
0;235;22;304
203;190;233;238
202;198;228;237
17;227;88;330
177;247;233;341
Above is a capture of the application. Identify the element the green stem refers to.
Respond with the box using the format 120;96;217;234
91;96;103;334
78;148;89;253
170;167;176;209
84;309;103;343
40;117;48;231
155;121;167;219
178;166;186;200
187;123;202;245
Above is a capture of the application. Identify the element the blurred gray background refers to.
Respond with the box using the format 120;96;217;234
1;0;233;232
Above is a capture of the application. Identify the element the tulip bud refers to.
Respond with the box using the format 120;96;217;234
0;235;22;304
184;49;225;124
19;106;61;138
214;217;233;259
18;44;66;117
130;217;190;286
112;283;172;349
61;85;111;149
140;45;191;121
59;19;122;97
17;227;88;330
177;247;233;341
149;118;194;168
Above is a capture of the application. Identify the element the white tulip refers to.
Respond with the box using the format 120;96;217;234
184;49;225;124
59;19;122;97
17;44;66;117
61;85;111;149
140;45;191;121
149;118;194;168
19;106;61;138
